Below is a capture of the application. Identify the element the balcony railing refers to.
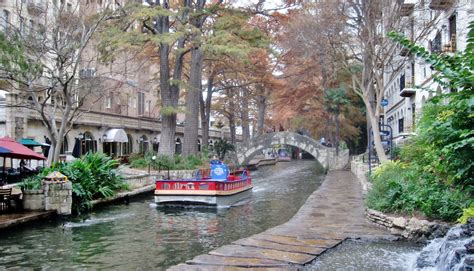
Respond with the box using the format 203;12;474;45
429;0;454;10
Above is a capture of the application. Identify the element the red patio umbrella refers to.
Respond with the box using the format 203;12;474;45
0;137;46;160
0;137;46;185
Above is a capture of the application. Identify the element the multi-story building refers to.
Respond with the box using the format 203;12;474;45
383;0;472;144
0;0;229;163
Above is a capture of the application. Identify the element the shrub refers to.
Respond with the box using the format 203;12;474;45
366;161;471;221
19;175;42;190
129;151;208;170
23;152;129;214
458;204;474;224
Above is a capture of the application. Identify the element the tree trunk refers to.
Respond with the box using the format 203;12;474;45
335;111;340;156
158;40;176;156
365;96;388;162
200;73;214;149
183;47;204;155
229;115;236;144
241;89;250;143
256;90;266;136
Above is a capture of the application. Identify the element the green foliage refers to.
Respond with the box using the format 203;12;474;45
324;86;349;113
213;139;235;160
0;33;42;79
366;21;474;222
366;161;471;221
389;22;474;187
457;204;474;224
129;151;208;170
19;176;42;190
23;153;128;214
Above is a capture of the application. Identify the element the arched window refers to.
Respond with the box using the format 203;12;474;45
81;131;96;155
175;138;182;154
122;134;133;155
139;135;149;154
152;135;159;152
60;135;68;154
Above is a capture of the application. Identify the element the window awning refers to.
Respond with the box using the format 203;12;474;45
104;129;128;143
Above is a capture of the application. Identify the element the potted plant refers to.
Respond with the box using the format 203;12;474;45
20;176;45;211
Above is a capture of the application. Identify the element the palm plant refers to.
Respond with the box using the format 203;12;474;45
324;86;349;155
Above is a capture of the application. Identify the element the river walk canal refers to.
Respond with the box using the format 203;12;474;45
0;161;325;269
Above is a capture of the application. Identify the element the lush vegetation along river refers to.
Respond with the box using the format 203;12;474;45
0;161;324;269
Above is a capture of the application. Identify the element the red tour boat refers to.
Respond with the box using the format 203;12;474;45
154;161;253;207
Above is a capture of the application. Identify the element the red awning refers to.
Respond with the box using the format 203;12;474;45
0;137;46;160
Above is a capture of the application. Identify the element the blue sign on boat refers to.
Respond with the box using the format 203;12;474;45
381;99;389;107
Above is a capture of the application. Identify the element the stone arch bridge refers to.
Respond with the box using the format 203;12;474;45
235;132;349;170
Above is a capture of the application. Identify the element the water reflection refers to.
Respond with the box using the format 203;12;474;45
0;161;324;269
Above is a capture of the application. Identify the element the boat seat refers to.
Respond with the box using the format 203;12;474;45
210;164;229;181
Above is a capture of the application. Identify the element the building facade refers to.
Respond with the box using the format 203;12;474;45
0;0;231;162
383;0;473;144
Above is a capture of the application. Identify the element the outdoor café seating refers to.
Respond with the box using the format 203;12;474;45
0;188;12;213
0;137;46;186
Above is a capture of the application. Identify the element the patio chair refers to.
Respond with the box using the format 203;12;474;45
0;188;12;213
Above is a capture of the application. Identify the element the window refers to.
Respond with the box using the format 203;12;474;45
431;31;442;53
139;135;148;154
79;68;96;79
398;118;404;133
60;136;68;154
2;10;9;32
399;74;405;91
448;14;457;51
137;92;145;115
145;100;150;112
105;95;112;109
121;134;133;155
81;132;97;155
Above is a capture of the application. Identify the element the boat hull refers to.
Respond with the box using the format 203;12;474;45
154;185;253;207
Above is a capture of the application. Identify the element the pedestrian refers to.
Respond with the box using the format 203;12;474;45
320;137;326;146
279;124;284;132
327;139;333;147
272;126;276;132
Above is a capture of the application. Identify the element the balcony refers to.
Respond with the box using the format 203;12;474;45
429;0;454;10
400;76;416;97
400;85;416;97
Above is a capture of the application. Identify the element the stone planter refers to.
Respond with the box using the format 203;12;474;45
22;189;45;211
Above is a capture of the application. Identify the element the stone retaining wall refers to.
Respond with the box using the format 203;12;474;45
350;154;452;242
22;181;73;215
43;181;73;215
366;209;451;242
350;155;371;195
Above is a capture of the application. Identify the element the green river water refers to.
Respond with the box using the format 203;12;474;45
0;161;325;269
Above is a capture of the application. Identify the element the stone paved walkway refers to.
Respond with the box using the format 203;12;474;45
168;170;392;270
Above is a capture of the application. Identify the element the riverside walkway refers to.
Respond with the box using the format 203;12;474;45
169;170;391;270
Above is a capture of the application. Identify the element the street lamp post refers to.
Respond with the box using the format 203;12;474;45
148;155;156;174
